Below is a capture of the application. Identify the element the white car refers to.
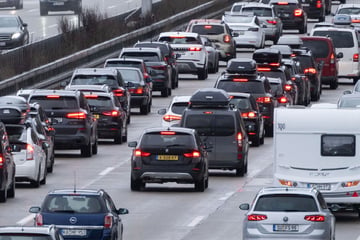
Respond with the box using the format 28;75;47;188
334;4;360;29
7;123;47;188
157;96;191;127
157;32;208;80
222;13;265;48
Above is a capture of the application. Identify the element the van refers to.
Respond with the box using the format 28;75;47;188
274;106;360;211
310;26;360;83
301;36;341;89
179;88;249;176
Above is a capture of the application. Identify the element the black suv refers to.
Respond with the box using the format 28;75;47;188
39;0;82;16
269;0;308;33
301;0;326;22
128;127;209;191
28;90;98;157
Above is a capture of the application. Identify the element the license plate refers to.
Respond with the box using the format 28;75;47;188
0;42;5;46
53;2;65;5
93;114;100;119
307;183;331;190
273;224;299;232
62;229;87;236
157;155;178;160
50;117;63;124
302;3;309;6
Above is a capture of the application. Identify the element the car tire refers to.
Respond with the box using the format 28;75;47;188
197;67;207;80
92;138;98;155
265;125;274;137
122;125;128;143
130;177;143;191
0;188;7;203
319;15;325;22
7;176;15;198
81;141;92;157
161;88;169;97
40;165;47;185
114;127;123;144
194;177;206;192
47;149;55;173
260;132;265;145
235;166;245;177
140;104;149;115
40;5;48;16
252;134;261;147
30;168;41;188
299;23;307;34
205;177;209;189
329;79;338;90
126;113;131;124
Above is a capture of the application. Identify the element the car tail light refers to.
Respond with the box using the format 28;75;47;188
284;84;292;91
330;53;335;64
164;56;169;62
291;77;296;81
189;47;202;51
342;181;360;187
277;2;288;5
237;132;243;148
352;19;360;23
66;112;87;119
26;144;34;161
294;9;303;17
0;154;3;169
278;96;288;104
103;110;120;117
46;95;60;99
203;111;213;114
160;131;176;135
256;97;271;103
223;34;231;43
316;0;322;8
152;65;167;71
204;25;212;29
104;214;113;228
266;19;277;25
248;214;267;221
163;115;182;122
241;111;257;119
305;215;325;222
129;87;144;94
84;94;98;99
269;63;280;67
248;27;259;32
304;67;316;74
233;78;248;82
184;150;201;158
257;67;271;71
35;214;43;226
134;149;151;157
113;89;124;97
353;53;359;62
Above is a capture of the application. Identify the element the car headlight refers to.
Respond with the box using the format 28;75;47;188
11;32;21;40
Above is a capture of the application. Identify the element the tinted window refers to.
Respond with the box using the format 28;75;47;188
302;40;330;58
0;235;52;240
312;31;354;48
72;75;118;87
0;16;20;27
121;52;160;62
191;25;225;35
6;126;26;143
117;69;141;83
43;195;104;213
230;98;251;111
273;3;297;14
270;82;283;96
140;132;195;148
296;55;313;69
231;5;243;12
158;36;200;44
260;71;287;83
135;43;170;56
171;102;189;115
338;7;360;15
86;96;113;108
105;61;142;70
254;194;318;212
29;96;78;110
217;81;266;94
242;7;273;17
321;135;355;156
184;115;235;136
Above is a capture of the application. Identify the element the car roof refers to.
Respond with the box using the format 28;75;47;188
0;226;56;235
29;89;82;97
105;58;145;63
269;0;299;4
143;127;196;135
73;68;118;75
47;189;104;196
65;84;111;92
121;47;162;53
337;4;360;8
159;32;199;37
311;26;355;32
171;95;191;103
241;3;273;8
258;187;318;196
189;19;223;25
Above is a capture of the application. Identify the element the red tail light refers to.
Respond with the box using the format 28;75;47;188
102;110;120;117
269;63;280;67
0;154;3;169
291;77;296;81
352;19;360;23
354;53;359;62
160;131;176;135
233;78;248;82
35;214;43;226
266;19;277;25
305;215;325;222
316;0;322;8
183;150;201;158
278;96;288;103
294;9;303;17
237;132;243;148
223;34;231;43
257;67;271;71
164;56;169;62
113;89;124;97
284;84;292;91
129;87;144;94
204;25;212;29
256;97;271;103
134;149;151;157
304;67;317;74
163;115;182;122
241;112;257;119
151;65;167;71
66;112;86;119
248;214;267;221
277;2;288;5
330;53;335;64
27;144;34;161
85;95;98;99
104;214;113;228
189;47;202;51
46;95;60;99
203;111;213;114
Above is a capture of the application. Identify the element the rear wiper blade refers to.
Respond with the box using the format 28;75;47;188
165;144;186;148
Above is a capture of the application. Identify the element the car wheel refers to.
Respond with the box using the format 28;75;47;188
126;113;130;124
161;88;169;97
140;104;149;115
0;188;7;203
122;124;128;143
130;177;143;191
7;175;15;198
114;127;123;144
235;165;245;177
251;134;261;147
205;177;209;189
353;77;359;84
299;22;307;34
92;138;98;155
47;149;55;173
80;141;92;157
40;5;48;16
30;168;41;188
197;67;207;80
260;131;265;145
40;165;47;185
329;79;338;90
265;125;274;137
319;15;325;22
194;177;206;192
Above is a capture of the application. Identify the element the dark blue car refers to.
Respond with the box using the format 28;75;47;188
29;189;129;240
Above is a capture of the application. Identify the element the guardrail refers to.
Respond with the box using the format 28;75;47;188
0;0;250;95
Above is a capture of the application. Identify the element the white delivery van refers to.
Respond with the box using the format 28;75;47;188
274;106;360;211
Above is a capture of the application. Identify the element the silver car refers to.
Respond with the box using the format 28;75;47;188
0;225;64;240
239;187;335;240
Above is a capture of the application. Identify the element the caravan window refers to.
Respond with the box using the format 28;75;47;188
321;135;355;157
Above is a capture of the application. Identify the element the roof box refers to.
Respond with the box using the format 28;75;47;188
189;88;230;108
0;106;25;124
226;58;257;75
253;48;282;66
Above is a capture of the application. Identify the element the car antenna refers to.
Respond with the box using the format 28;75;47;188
73;171;77;193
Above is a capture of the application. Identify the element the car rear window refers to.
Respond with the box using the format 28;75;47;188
121;52;160;62
0;234;53;240
241;7;273;17
321;134;355;157
296;55;313;69
171;102;189;115
158;36;201;44
85;96;113;108
254;194;318;212
230;98;251;111
338;8;360;15
29;96;78;110
312;30;354;48
302;40;330;58
184;115;235;136
140;132;195;148
72;75;118;87
217;80;266;94
6;126;27;143
272;3;297;14
43;195;104;213
191;25;225;35
223;15;253;24
105;61;142;70
117;69;141;83
135;43;170;56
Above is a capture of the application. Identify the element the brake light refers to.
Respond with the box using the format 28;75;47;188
291;77;296;81
160;131;176;135
269;63;280;67
35;214;43;226
134;149;151;157
46;95;60;99
241;112;257;119
223;34;231;43
27;144;34;161
256;97;271;103
0;154;3;169
170;36;185;39
152;65;167;71
278;96;288;103
129;87;144;94
163;115;182;122
164;56;169;62
316;0;322;8
248;27;259;32
266;19;277;25
304;67;317;74
248;214;267;221
112;89;124;97
277;2;288;5
184;150;201;158
204;25;212;29
354;53;359;62
284;84;292;91
84;95;98;99
352;19;360;23
294;9;303;17
189;47;202;51
237;132;243;148
102;110;120;117
233;78;248;82
204;111;213;114
305;215;325;222
257;67;271;71
104;214;113;228
343;181;360;187
66;112;86;119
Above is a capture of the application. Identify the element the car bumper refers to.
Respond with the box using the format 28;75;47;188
49;225;112;240
176;60;205;73
234;36;261;48
40;1;78;11
54;134;89;149
14;162;38;181
130;95;148;107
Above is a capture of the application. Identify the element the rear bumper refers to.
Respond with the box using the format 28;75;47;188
177;60;205;73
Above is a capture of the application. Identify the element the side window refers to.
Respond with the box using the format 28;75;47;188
117;72;125;87
104;194;117;212
31;129;40;145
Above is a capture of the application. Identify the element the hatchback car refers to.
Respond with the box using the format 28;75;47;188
239;187;335;240
301;0;326;22
39;0;82;16
128;127;209;191
157;95;191;127
0;225;63;240
334;4;360;28
0;15;29;49
29;189;129;240
0;0;23;9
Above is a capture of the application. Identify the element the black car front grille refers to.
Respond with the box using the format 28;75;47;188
0;34;11;41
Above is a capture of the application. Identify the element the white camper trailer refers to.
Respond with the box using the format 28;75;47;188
274;106;360;211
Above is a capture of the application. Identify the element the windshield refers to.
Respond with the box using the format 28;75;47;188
338;8;360;15
120;52;160;62
0;17;19;28
191;25;225;35
140;132;195;148
302;40;330;58
42;195;104;213
184;115;235;136
223;15;253;23
29;96;78;110
117;69;142;83
158;36;201;44
312;30;354;48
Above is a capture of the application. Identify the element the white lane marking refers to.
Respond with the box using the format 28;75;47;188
27;9;38;13
48;24;58;29
99;167;114;176
218;191;235;201
108;5;116;9
17;213;35;226
187;216;204;227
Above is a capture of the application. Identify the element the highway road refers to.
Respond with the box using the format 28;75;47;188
1;0;360;240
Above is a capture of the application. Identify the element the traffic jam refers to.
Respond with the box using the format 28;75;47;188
0;0;360;239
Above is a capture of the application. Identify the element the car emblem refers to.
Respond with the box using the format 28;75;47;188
69;217;77;224
50;112;54;116
165;148;169;153
283;216;288;222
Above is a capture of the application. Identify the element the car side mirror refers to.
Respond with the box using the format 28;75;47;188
29;206;41;213
239;203;250;210
337;52;343;59
61;81;69;88
157;108;166;115
232;32;239;37
343;90;352;95
117;208;129;215
128;141;137;148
